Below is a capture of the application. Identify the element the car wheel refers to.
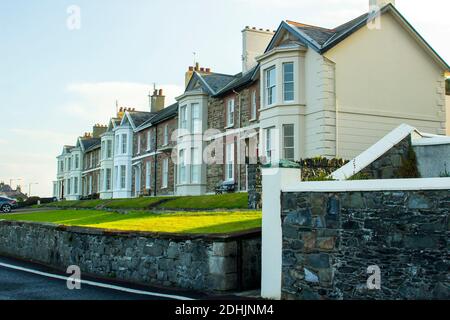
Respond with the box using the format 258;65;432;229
2;204;11;213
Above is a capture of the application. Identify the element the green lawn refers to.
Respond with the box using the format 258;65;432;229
42;193;249;210
2;209;261;234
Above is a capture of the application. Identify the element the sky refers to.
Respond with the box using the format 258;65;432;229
0;0;449;197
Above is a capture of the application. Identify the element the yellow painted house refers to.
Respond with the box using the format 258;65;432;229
257;0;449;161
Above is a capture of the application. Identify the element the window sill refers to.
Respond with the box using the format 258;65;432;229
249;118;258;122
224;125;234;130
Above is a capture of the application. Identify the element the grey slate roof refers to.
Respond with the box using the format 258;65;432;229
186;72;237;95
80;138;101;152
214;65;259;97
127;111;156;128
151;102;178;124
136;103;178;131
287;11;368;50
200;73;236;94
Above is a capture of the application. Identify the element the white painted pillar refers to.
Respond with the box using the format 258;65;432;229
261;166;301;300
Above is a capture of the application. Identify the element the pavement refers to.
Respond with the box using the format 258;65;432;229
0;256;206;300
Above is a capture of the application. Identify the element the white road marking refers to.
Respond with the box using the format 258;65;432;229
0;261;194;300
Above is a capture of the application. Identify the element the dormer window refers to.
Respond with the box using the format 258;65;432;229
265;67;276;106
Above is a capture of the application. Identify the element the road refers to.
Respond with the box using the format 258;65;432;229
0;256;200;300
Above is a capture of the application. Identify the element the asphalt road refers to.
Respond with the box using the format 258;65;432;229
0;256;199;300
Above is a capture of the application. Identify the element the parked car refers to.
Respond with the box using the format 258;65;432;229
0;197;18;213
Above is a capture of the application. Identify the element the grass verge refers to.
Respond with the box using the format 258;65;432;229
2;209;261;234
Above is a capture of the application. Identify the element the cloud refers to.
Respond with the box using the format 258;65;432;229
64;82;184;123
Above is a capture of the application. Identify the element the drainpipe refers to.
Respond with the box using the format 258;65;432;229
154;126;158;196
233;90;242;191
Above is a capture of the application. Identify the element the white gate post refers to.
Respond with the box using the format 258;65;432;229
261;164;301;300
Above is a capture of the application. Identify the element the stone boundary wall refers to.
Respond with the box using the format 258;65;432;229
281;189;449;300
0;221;261;292
361;135;417;179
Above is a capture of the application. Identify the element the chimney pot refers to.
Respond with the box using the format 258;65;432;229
189;66;194;71
206;68;211;73
159;89;163;96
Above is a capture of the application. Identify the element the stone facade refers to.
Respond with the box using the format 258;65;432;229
132;117;178;196
281;190;449;300
206;81;260;194
0;220;261;292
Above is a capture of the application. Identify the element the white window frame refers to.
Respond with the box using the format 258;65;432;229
225;143;235;182
265;127;274;163
179;149;186;184
283;124;295;161
115;135;119;155
227;99;235;127
163;124;169;146
106;168;112;191
137;134;141;154
114;166;118;189
191;103;201;133
120;165;126;189
162;158;169;188
107;140;112;158
146;131;152;151
283;62;295;102
121;134;127;154
180;105;187;130
145;161;151;189
251;90;257;120
190;147;201;184
265;66;276;106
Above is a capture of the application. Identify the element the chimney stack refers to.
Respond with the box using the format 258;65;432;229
149;87;165;113
242;26;275;73
184;63;212;88
93;124;107;138
369;0;395;8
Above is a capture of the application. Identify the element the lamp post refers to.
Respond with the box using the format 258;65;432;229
28;183;39;197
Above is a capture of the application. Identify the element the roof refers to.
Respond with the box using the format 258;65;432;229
274;4;449;70
214;65;259;97
127;111;155;128
136;102;178;132
80;138;101;152
185;71;237;95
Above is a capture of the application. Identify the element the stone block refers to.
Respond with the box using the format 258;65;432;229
208;256;237;274
408;194;432;209
283;209;312;227
212;241;237;257
306;253;330;269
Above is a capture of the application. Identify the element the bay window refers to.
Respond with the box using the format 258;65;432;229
107;140;112;158
191;103;201;133
137;134;141;154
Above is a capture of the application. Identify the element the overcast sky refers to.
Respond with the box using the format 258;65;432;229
0;0;449;197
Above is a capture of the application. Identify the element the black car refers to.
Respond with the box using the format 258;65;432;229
0;197;18;213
